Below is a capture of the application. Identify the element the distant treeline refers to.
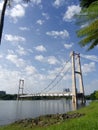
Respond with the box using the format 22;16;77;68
0;93;17;100
85;91;98;100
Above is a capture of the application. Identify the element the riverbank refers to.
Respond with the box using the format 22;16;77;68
0;101;98;130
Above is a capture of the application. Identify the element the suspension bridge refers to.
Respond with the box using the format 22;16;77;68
17;51;85;104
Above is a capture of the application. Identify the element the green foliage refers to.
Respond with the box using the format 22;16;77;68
95;91;98;99
0;94;17;100
88;90;98;100
80;0;98;8
90;91;96;100
77;1;98;50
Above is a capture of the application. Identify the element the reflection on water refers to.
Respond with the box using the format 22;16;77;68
15;99;72;120
0;99;90;126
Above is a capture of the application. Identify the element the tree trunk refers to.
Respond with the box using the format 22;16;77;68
0;0;8;44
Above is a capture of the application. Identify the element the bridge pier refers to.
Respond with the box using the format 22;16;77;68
17;79;24;100
71;51;85;105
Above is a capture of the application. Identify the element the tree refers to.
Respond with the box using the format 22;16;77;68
77;1;98;50
0;0;30;44
80;0;98;8
90;91;96;100
0;0;8;44
95;91;98;99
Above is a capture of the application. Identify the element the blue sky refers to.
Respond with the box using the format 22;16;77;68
0;0;98;95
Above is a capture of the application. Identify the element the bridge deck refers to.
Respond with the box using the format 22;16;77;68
19;92;72;98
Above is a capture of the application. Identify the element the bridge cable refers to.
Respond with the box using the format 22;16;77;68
45;65;72;92
39;57;71;93
46;54;80;92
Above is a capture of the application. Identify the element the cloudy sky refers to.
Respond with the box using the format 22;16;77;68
0;0;98;95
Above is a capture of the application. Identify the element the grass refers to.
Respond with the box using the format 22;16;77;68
0;101;98;130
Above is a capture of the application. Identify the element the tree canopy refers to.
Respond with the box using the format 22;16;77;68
77;1;98;50
80;0;98;8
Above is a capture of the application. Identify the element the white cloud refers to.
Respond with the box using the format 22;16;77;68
80;23;89;28
63;5;81;21
14;0;21;3
28;49;33;53
35;55;59;65
0;54;3;58
0;64;45;94
8;50;15;54
31;0;41;5
85;80;98;94
16;45;27;56
82;62;96;74
42;13;49;20
10;5;25;18
36;19;44;25
22;3;28;8
81;54;98;62
0;67;22;93
35;55;44;62
53;0;65;8
25;65;37;75
4;34;26;42
6;54;25;67
0;1;3;11
0;66;20;81
47;61;71;82
1;0;41;23
64;43;73;49
14;0;41;5
35;45;46;52
6;4;25;22
0;58;70;94
46;30;69;39
19;27;30;31
47;56;59;65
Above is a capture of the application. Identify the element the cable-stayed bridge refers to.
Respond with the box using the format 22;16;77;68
17;51;86;104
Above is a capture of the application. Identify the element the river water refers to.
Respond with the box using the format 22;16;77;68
0;99;90;126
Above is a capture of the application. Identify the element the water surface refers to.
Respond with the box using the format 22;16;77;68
0;99;89;126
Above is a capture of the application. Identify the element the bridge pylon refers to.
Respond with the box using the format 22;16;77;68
17;79;24;100
70;51;85;104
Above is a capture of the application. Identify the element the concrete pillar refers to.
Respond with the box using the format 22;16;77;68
77;55;84;94
70;51;85;104
77;55;85;103
71;51;77;104
17;79;24;100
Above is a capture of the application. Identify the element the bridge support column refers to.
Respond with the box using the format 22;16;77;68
70;51;85;105
71;51;77;104
17;79;24;100
77;54;85;104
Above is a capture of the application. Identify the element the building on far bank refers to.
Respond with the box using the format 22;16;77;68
0;91;6;95
63;88;70;92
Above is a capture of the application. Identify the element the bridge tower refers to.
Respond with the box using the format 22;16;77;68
70;51;85;104
17;79;24;100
